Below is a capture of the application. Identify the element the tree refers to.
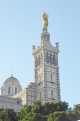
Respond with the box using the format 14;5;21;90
48;113;54;121
55;101;69;111
0;109;18;121
18;105;32;121
18;101;73;121
32;101;42;113
74;104;80;112
72;104;80;120
48;112;71;121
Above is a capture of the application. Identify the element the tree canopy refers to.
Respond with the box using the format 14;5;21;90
0;109;18;121
0;101;80;121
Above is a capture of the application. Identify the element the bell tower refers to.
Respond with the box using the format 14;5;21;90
33;13;60;103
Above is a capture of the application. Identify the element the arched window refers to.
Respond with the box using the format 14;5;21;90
52;54;58;66
37;55;40;65
46;52;49;63
40;92;41;100
50;54;53;64
52;54;55;65
51;90;53;98
51;72;53;80
15;88;17;94
35;57;38;67
8;87;11;94
40;53;43;64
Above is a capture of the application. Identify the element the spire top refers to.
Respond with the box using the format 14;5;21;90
42;12;48;32
11;74;14;77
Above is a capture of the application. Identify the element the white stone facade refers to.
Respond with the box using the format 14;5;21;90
0;13;61;110
32;17;60;103
14;82;36;105
0;76;22;111
1;76;22;97
0;96;22;112
16;13;61;105
26;82;36;105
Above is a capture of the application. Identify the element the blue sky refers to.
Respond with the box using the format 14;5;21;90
0;0;80;106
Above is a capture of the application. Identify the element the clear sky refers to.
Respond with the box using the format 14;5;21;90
0;0;80;106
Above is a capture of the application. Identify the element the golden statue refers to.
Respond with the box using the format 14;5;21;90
42;12;48;31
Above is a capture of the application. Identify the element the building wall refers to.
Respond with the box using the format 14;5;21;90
33;29;60;103
14;82;36;106
1;76;22;97
0;13;61;108
0;96;22;112
14;89;27;105
26;82;36;105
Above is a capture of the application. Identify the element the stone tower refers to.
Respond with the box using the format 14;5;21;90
33;13;60;103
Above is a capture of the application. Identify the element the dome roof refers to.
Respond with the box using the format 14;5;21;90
5;75;18;82
4;75;19;84
1;75;22;96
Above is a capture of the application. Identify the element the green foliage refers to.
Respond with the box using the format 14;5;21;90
19;101;69;121
54;113;69;121
45;101;68;116
56;101;69;111
48;112;70;121
18;105;32;120
67;112;78;121
0;109;18;121
32;101;42;113
74;104;80;112
48;111;80;121
0;101;80;121
48;113;54;121
32;101;68;115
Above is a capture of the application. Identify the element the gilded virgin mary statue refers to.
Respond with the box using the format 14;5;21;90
42;12;48;32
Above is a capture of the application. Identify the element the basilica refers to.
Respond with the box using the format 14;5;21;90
0;13;61;111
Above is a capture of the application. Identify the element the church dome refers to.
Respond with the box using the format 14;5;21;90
4;76;20;85
1;75;22;97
